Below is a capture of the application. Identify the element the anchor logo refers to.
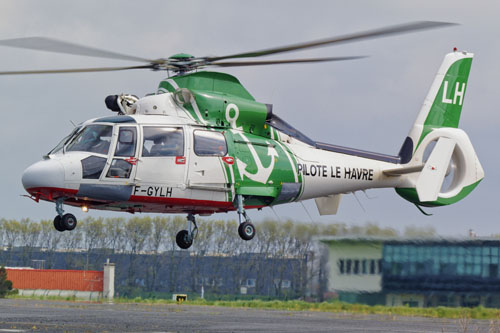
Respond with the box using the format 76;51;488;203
236;133;278;184
226;103;278;184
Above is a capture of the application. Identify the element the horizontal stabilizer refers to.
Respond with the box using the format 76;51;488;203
315;194;342;215
383;164;424;176
416;137;456;202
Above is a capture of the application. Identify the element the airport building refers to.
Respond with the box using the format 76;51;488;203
321;236;500;308
0;249;305;299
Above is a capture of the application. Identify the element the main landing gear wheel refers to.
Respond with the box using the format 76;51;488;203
175;214;198;249
238;222;255;241
176;230;193;249
235;194;256;241
53;216;65;232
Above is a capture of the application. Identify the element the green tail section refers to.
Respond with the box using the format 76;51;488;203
395;51;484;209
410;51;473;150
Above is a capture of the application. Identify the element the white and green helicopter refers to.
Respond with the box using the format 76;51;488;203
2;22;483;249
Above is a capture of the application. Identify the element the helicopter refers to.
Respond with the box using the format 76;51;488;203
1;21;484;249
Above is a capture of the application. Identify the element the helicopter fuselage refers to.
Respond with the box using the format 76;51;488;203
21;97;402;216
22;70;411;217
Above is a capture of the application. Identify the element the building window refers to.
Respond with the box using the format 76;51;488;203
473;263;481;276
339;258;381;275
353;260;360;274
246;279;256;288
346;259;352;274
370;260;376;274
490;264;499;278
416;262;426;275
440;263;457;275
274;279;291;288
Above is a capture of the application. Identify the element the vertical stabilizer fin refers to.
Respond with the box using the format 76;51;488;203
408;51;473;151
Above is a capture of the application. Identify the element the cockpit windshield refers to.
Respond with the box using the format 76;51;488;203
66;124;113;155
47;126;81;155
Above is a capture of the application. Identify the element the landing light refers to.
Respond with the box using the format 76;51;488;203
81;205;89;213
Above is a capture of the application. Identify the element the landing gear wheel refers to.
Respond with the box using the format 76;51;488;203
61;213;77;231
176;230;193;249
53;216;65;232
238;222;255;241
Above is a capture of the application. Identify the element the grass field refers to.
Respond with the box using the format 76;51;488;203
9;294;500;321
128;298;500;320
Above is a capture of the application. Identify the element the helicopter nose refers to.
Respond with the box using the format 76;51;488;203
22;159;65;191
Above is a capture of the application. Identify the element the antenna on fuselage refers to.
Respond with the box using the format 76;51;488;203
269;206;282;222
299;201;315;223
352;192;366;213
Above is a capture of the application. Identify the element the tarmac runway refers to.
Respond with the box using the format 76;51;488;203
0;298;495;332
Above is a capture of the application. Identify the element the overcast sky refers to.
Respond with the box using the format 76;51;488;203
0;0;497;236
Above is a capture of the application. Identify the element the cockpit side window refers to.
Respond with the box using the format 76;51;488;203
105;126;137;179
115;127;137;157
142;127;184;157
193;130;227;156
66;124;113;155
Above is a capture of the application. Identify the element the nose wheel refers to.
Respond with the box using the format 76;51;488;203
53;199;78;232
53;216;65;232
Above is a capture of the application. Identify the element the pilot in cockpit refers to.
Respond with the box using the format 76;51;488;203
71;126;112;155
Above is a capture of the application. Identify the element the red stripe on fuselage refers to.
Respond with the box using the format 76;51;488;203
129;195;234;208
25;187;264;213
26;187;78;199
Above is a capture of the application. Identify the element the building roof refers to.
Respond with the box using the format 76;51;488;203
317;235;500;245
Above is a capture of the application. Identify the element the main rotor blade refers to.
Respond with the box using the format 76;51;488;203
210;56;366;67
0;65;156;75
207;21;456;61
0;37;152;63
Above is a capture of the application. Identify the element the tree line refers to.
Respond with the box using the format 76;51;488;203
0;216;434;299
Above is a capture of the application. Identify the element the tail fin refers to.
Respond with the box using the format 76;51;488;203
408;50;473;150
394;51;484;207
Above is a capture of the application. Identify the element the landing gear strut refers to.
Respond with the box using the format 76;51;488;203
236;195;256;241
175;213;198;249
53;198;78;232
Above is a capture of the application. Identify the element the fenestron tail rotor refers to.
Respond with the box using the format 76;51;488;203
0;21;456;75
